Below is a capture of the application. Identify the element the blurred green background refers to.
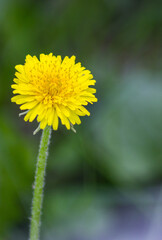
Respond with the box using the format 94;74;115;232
0;0;162;239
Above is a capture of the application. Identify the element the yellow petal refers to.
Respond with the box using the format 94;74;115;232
59;105;70;117
40;118;48;129
37;107;47;122
20;101;38;110
53;112;59;130
47;108;54;125
11;95;35;104
78;106;90;116
29;104;42;122
69;110;81;125
15;65;24;73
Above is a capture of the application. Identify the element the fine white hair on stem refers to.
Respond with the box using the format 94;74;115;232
29;126;52;240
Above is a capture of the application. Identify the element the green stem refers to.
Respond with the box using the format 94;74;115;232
29;125;52;240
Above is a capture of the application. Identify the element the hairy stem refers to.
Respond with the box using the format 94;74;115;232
29;125;51;240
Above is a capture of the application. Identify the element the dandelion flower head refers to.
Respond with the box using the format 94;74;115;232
11;53;97;130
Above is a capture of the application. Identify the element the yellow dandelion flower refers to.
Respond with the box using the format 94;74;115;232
11;53;97;131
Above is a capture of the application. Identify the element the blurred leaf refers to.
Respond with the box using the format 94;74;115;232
0;110;35;235
92;70;162;185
